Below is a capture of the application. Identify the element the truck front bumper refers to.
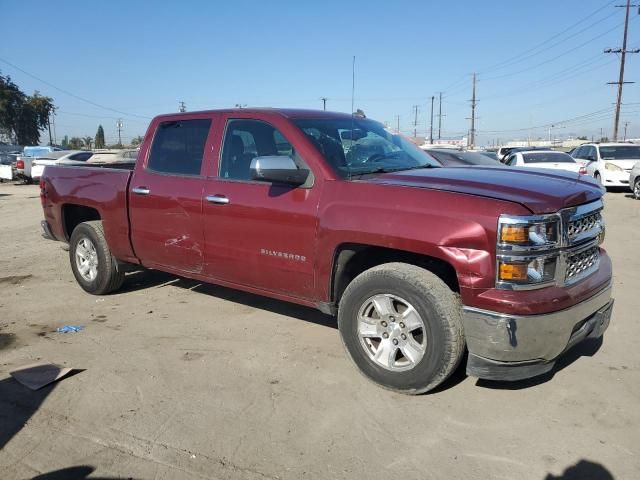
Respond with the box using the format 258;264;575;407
463;284;613;381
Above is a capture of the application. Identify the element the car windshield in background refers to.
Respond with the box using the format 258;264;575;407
522;152;575;164
599;145;640;160
428;150;500;166
293;118;440;178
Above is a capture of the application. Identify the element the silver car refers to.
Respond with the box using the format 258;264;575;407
630;161;640;199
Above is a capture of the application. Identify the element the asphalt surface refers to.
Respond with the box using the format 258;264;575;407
0;182;638;480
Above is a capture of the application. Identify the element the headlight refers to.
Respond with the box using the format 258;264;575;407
498;257;557;286
604;162;623;171
498;217;559;249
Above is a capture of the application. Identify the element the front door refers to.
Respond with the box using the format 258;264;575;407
129;115;215;274
202;117;321;299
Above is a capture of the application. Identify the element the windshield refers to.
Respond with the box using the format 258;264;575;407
293;117;439;178
522;152;575;164
598;145;640;160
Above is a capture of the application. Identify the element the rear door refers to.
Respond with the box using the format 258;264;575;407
129;114;216;274
201;114;321;299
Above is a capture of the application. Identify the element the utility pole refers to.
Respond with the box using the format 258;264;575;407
321;97;327;111
437;92;443;140
47;112;53;146
600;127;604;141
179;101;186;113
624;121;630;140
605;0;639;141
116;118;123;147
395;115;400;133
468;73;477;148
52;108;57;145
412;105;419;138
429;95;435;144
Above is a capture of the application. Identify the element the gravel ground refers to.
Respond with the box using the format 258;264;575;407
0;182;638;480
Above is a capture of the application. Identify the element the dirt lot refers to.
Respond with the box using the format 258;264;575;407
0;182;638;480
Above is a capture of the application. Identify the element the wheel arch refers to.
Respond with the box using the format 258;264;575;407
329;243;460;307
62;204;101;240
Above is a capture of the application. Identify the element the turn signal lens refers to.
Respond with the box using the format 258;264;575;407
500;225;528;243
498;263;528;281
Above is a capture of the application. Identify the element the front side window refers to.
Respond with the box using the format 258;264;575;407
219;119;308;181
147;119;211;175
293;117;439;178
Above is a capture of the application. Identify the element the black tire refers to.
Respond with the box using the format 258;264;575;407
634;179;640;200
594;172;602;185
337;262;465;394
69;221;124;295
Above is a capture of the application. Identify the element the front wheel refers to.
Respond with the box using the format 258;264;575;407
69;221;124;295
338;263;465;394
634;178;640;200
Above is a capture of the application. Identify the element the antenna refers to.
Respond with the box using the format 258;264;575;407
351;56;356;116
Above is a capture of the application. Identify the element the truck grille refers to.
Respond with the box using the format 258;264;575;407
567;211;602;241
565;246;599;283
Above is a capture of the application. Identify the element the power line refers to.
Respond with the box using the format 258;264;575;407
0;56;151;120
479;0;617;74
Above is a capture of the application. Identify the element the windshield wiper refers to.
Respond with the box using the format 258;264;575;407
348;164;436;179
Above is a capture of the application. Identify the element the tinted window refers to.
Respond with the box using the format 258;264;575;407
147;119;211;175
598;145;640;159
506;155;517;166
572;146;584;159
220;119;303;181
69;152;93;162
522;152;575;164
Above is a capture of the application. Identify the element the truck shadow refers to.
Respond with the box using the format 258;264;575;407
475;337;603;390
32;466;135;480
544;459;614;479
119;269;337;330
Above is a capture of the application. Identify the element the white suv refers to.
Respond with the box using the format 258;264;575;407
572;143;640;188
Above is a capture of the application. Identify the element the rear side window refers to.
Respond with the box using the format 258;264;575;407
522;152;575;164
147;119;211;175
69;152;93;162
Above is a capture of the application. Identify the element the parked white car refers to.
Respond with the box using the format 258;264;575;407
629;160;640;199
504;149;587;174
571;143;640;188
31;151;93;181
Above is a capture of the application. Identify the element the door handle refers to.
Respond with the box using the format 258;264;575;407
206;194;230;205
132;186;150;195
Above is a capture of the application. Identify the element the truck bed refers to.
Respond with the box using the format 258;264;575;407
41;164;137;263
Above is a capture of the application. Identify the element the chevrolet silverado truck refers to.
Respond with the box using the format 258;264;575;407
39;109;613;394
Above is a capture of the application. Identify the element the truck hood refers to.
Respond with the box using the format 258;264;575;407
367;166;603;214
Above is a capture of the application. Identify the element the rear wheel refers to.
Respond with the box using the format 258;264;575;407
338;263;465;394
634;178;640;200
69;221;124;295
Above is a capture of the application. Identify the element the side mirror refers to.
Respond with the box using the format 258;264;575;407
250;156;309;186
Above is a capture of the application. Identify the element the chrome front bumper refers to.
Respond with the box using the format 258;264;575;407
463;284;613;380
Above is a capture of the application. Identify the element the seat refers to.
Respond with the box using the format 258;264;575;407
225;134;254;180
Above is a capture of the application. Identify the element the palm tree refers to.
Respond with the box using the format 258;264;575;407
83;136;93;150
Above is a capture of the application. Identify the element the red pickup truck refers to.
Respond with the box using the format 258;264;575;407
40;109;613;393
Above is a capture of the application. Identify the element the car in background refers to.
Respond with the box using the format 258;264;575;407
31;151;94;180
426;149;501;166
504;149;587;174
572;143;640;188
17;146;67;183
496;146;517;162
629;161;640;199
0;151;21;181
476;150;498;161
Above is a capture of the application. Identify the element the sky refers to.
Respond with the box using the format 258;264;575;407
2;0;639;146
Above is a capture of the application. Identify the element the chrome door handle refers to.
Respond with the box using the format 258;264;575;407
132;187;150;195
206;195;230;205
